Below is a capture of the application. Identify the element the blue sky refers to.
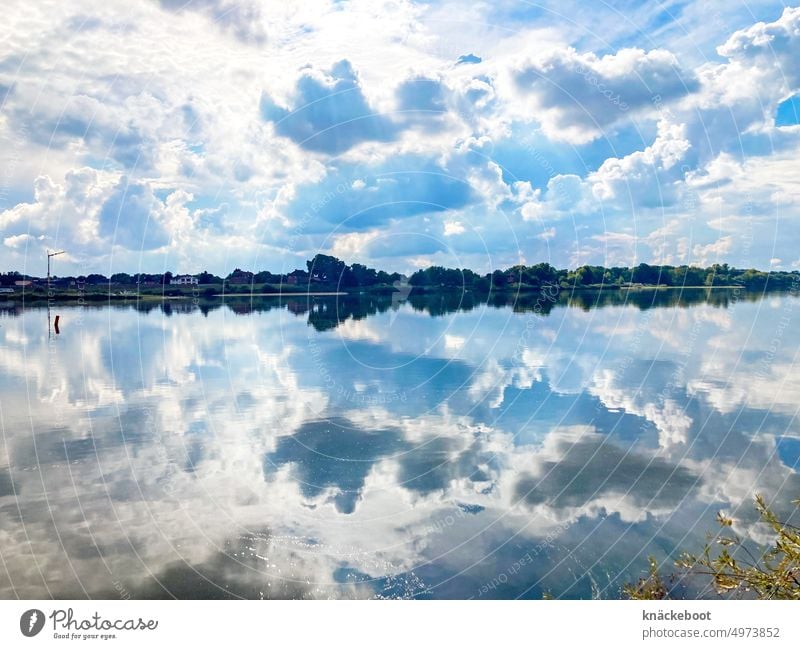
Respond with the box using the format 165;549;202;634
1;0;799;275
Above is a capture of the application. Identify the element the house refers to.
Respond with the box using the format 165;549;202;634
286;271;308;286
14;280;32;287
170;275;198;285
227;272;254;285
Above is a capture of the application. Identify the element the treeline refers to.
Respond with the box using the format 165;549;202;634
0;255;403;289
3;258;798;292
409;262;800;290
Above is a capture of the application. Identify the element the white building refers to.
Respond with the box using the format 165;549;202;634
170;275;198;285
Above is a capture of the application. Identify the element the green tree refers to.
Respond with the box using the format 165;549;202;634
307;254;346;283
197;271;223;284
527;263;558;285
632;263;660;285
348;263;378;287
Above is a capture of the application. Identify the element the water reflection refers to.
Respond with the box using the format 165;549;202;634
0;288;798;599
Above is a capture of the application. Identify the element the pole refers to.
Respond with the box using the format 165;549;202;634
46;250;65;289
46;250;64;338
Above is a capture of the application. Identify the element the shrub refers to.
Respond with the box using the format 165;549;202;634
623;494;800;599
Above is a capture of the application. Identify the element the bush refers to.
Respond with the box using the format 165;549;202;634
623;494;800;599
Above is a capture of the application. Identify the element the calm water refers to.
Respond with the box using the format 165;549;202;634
1;288;799;599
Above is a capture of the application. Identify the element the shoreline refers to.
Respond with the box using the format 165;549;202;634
217;291;348;297
0;284;785;305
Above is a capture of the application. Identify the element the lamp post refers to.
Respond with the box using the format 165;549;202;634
46;250;64;338
47;249;65;289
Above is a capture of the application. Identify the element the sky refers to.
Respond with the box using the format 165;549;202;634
1;0;799;276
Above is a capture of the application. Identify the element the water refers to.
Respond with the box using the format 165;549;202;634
1;288;799;599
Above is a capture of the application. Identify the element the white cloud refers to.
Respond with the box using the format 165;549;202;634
330;230;381;259
443;220;465;236
520;199;543;223
717;7;800;91
3;233;36;249
158;0;268;44
691;235;734;266
590;120;691;205
507;46;697;143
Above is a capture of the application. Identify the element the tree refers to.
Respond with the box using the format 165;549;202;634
0;271;22;286
376;270;393;285
706;263;732;286
527;263;558;285
307;254;346;283
348;263;378;287
491;269;507;288
632;263;660;285
575;265;596;285
197;271;222;285
226;268;252;280
409;269;425;286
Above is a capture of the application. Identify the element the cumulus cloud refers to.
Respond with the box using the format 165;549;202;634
396;76;448;114
16;94;154;171
691;235;734;266
260;60;398;155
330;230;380;259
284;155;473;233
0;168;204;265
510;47;697;143
717;7;800;90
3;233;36;249
0;170;111;254
589;119;691;206
158;0;267;43
99;177;172;250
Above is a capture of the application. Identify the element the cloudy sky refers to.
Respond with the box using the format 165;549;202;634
1;0;799;276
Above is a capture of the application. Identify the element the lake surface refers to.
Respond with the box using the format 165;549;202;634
1;288;799;599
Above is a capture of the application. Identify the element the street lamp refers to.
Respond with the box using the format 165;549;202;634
47;250;65;288
46;250;65;338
